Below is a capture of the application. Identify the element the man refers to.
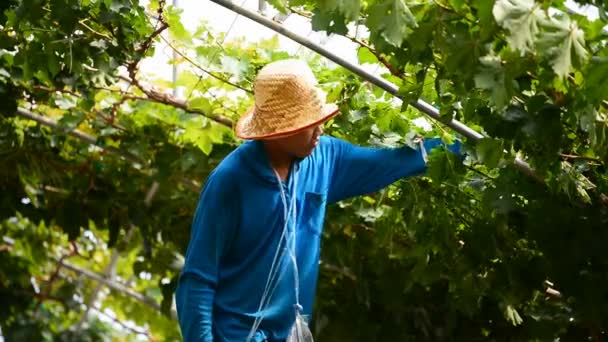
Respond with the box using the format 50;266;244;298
175;59;461;341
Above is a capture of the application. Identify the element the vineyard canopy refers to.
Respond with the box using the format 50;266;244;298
1;0;608;340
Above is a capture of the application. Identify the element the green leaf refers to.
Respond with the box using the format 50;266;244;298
58;111;86;132
537;15;588;78
318;0;360;21
398;75;425;108
166;6;192;44
180;151;201;172
367;0;417;47
427;146;466;185
189;97;212;114
493;0;543;52
183;128;213;155
474;0;496;33
575;183;592;204
47;52;60;77
449;0;465;10
266;0;288;13
109;0;129;12
476;138;504;169
4;0;608;339
355;206;385;223
311;9;349;34
474;55;509;108
0;68;10;79
176;71;201;89
578;106;598;133
220;56;249;81
55;95;78;110
90;39;108;50
195;45;223;64
357;47;378;64
584;61;608;104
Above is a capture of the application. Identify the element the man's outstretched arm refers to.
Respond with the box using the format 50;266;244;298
175;170;239;342
325;136;462;204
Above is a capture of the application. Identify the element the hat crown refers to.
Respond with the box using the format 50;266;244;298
235;59;339;140
253;59;319;110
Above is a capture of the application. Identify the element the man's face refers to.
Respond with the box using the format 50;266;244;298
274;124;324;159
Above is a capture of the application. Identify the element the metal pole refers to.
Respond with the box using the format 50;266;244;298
172;0;180;98
258;0;267;15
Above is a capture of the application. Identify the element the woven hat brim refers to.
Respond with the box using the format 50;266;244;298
235;104;340;140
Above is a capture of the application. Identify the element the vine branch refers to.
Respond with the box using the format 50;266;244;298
35;244;78;311
78;19;113;40
121;0;235;128
59;258;177;319
119;75;234;128
346;35;404;79
89;304;151;337
17;108;144;165
131;0;169;72
30;86;129;132
560;153;604;164
320;260;357;281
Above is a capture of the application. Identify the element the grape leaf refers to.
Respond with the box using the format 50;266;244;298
311;9;349;34
165;6;191;44
4;0;608;340
357;47;378;64
367;0;417;47
182;127;216;155
537;15;588;78
318;0;360;21
220;56;249;81
584;62;608;104
493;0;543;52
473;0;495;31
449;0;465;10
427;146;466;185
474;55;509;108
267;0;288;13
58;111;86;132
189;97;213;114
0;68;9;80
476;137;504;169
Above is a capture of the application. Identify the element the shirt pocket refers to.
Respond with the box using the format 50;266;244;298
301;191;327;236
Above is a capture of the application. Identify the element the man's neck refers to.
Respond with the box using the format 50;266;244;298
262;142;293;181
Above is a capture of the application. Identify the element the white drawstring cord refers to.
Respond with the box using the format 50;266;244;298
246;168;299;341
419;139;428;164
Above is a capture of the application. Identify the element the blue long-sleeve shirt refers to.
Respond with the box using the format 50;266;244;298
175;136;460;341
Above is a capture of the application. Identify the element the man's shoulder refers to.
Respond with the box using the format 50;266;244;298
319;135;337;145
315;135;350;157
206;140;263;183
319;135;352;148
209;145;247;179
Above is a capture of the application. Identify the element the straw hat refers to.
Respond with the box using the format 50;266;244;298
235;59;340;140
